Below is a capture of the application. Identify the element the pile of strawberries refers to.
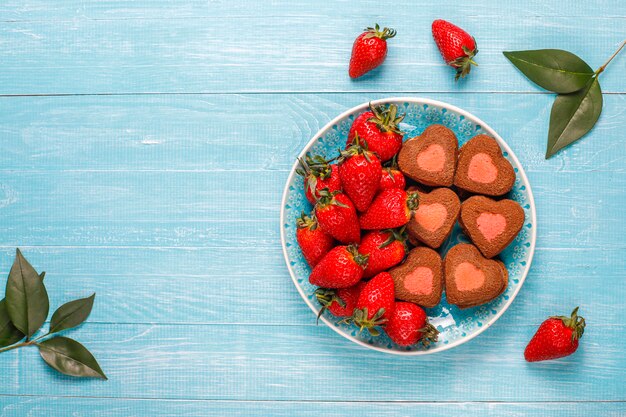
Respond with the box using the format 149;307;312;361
296;103;438;347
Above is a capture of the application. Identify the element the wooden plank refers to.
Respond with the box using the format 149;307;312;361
0;15;624;94
1;397;625;417
0;323;623;401
0;94;623;174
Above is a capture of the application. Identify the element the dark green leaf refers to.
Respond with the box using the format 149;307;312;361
0;299;24;348
38;336;107;379
503;49;594;93
5;249;49;337
50;294;95;334
547;77;603;158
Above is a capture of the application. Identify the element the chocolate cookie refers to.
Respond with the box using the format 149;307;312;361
444;243;508;309
459;196;524;258
407;187;460;249
454;135;515;196
398;124;458;187
389;247;443;308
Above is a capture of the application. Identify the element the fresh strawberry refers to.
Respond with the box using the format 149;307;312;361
314;189;361;244
296;212;335;268
309;245;368;289
379;156;406;191
385;302;439;347
297;154;342;205
524;307;586;362
349;24;396;79
432;19;478;80
338;134;382;212
349;272;395;336
359;188;419;230
358;228;407;278
347;103;404;162
315;282;366;320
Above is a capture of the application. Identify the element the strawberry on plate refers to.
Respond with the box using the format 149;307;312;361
314;189;361;244
432;19;478;80
524;307;586;362
358;228;407;278
297;153;342;205
347;103;404;162
349;272;395;336
379;157;406;191
349;24;396;79
309;245;368;289
296;212;335;268
315;282;366;320
359;188;419;230
339;134;382;212
385;302;439;347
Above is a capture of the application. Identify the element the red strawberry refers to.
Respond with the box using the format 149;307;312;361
296;212;335;268
349;24;396;79
338;134;382;212
347;103;404;162
297;154;342;205
315;282;366;320
432;19;478;80
359;188;419;230
358;228;407;278
379;157;406;191
385;302;439;347
350;272;395;336
309;245;368;289
524;307;586;362
314;190;361;244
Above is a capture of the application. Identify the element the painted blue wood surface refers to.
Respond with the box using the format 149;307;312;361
0;0;625;415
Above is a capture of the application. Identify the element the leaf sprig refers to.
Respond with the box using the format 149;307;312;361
504;40;625;158
0;249;106;380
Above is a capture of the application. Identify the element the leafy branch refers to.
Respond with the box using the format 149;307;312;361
0;249;106;379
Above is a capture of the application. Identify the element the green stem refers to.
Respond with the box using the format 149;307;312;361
596;40;626;76
0;341;34;353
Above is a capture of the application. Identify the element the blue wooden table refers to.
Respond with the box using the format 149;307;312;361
0;1;625;415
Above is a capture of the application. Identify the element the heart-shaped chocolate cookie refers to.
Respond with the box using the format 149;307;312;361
459;196;524;258
444;243;508;309
407;187;460;249
454;135;515;196
389;247;443;308
398;124;458;186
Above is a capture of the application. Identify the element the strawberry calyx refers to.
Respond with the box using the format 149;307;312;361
296;153;334;180
368;103;405;135
418;323;440;347
552;307;586;341
296;212;318;231
315;188;349;209
350;307;387;336
341;133;375;162
314;288;345;323
364;24;397;41
450;42;479;81
407;191;420;211
378;226;407;249
346;244;369;268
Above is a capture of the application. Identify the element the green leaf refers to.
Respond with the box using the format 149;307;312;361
546;77;603;158
0;299;24;348
503;49;594;93
50;294;95;334
5;249;49;337
38;336;107;379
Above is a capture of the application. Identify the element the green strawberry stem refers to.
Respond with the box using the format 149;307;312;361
378;226;407;249
347;244;369;268
368;103;404;135
418;323;440;347
315;188;348;209
314;288;345;324
364;24;396;41
407;191;420;211
553;307;586;341
352;307;387;337
452;44;479;81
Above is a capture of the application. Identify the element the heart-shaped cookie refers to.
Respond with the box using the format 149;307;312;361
406;187;460;248
398;124;458;186
454;135;515;196
389;247;443;308
459;196;524;258
444;243;508;309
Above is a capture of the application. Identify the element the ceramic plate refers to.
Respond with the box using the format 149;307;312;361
280;97;536;355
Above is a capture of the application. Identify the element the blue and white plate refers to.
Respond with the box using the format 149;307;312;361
280;98;536;355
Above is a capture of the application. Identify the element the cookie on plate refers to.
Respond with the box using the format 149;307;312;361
389;247;443;308
407;187;460;249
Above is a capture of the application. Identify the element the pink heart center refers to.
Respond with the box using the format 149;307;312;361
414;203;447;232
477;212;507;241
403;267;434;295
454;262;485;291
417;144;445;172
468;153;498;184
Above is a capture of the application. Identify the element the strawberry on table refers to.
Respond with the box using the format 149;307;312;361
349;272;395;336
358;228;407;278
385;302;439;347
432;19;478;80
524;307;586;362
379;156;406;191
314;189;361;244
309;245;368;289
297;154;342;205
315;282;366;320
348;103;404;162
296;212;335;268
338;134;382;212
349;24;396;79
359;188;419;230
